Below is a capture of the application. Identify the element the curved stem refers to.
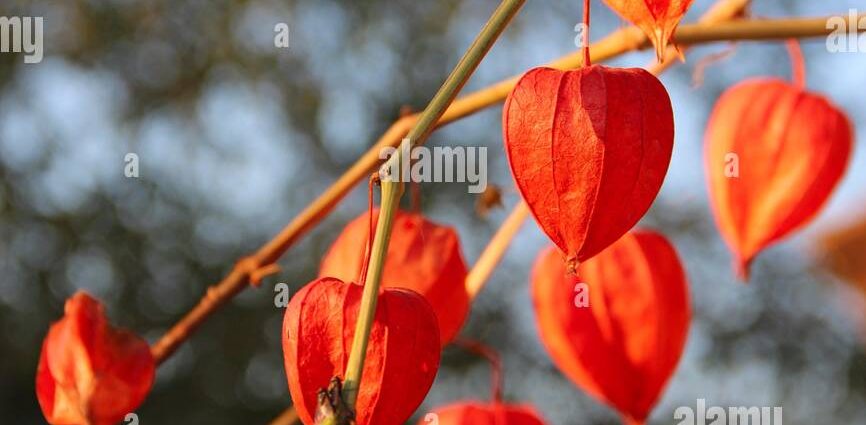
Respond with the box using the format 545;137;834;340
356;175;378;285
454;340;504;403
341;0;527;410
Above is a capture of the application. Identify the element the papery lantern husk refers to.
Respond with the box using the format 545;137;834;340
531;230;690;424
421;402;547;425
503;66;674;269
705;78;853;279
601;0;696;59
319;209;470;344
36;292;155;425
283;277;441;425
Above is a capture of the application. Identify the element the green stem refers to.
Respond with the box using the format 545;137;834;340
341;0;526;410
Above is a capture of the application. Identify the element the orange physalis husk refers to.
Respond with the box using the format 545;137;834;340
503;66;674;271
531;229;691;424
422;403;547;425
601;0;695;60
36;292;155;425
283;277;441;425
705;72;853;280
319;208;470;345
418;340;548;425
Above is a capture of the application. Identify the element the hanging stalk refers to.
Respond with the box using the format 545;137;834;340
340;0;527;411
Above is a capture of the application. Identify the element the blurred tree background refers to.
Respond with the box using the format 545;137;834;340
1;0;865;424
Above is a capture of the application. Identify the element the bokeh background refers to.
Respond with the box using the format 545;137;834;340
2;0;865;423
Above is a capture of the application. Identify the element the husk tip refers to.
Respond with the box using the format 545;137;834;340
734;257;753;283
565;255;580;276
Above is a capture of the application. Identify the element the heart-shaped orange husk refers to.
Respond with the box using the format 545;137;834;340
36;292;155;425
601;0;695;59
283;277;441;425
503;66;674;269
422;403;547;425
319;209;469;345
705;78;853;279
531;229;690;424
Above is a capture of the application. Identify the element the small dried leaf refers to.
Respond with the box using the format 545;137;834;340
475;185;504;218
820;216;866;289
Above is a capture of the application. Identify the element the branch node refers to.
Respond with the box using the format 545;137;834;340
235;256;281;287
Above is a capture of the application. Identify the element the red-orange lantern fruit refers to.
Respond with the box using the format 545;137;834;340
601;0;695;59
319;209;469;344
36;292;155;425
531;229;690;425
705;78;853;279
418;340;547;425
283;277;441;425
423;403;547;425
503;66;674;270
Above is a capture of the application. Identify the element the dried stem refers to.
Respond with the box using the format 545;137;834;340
151;1;866;365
